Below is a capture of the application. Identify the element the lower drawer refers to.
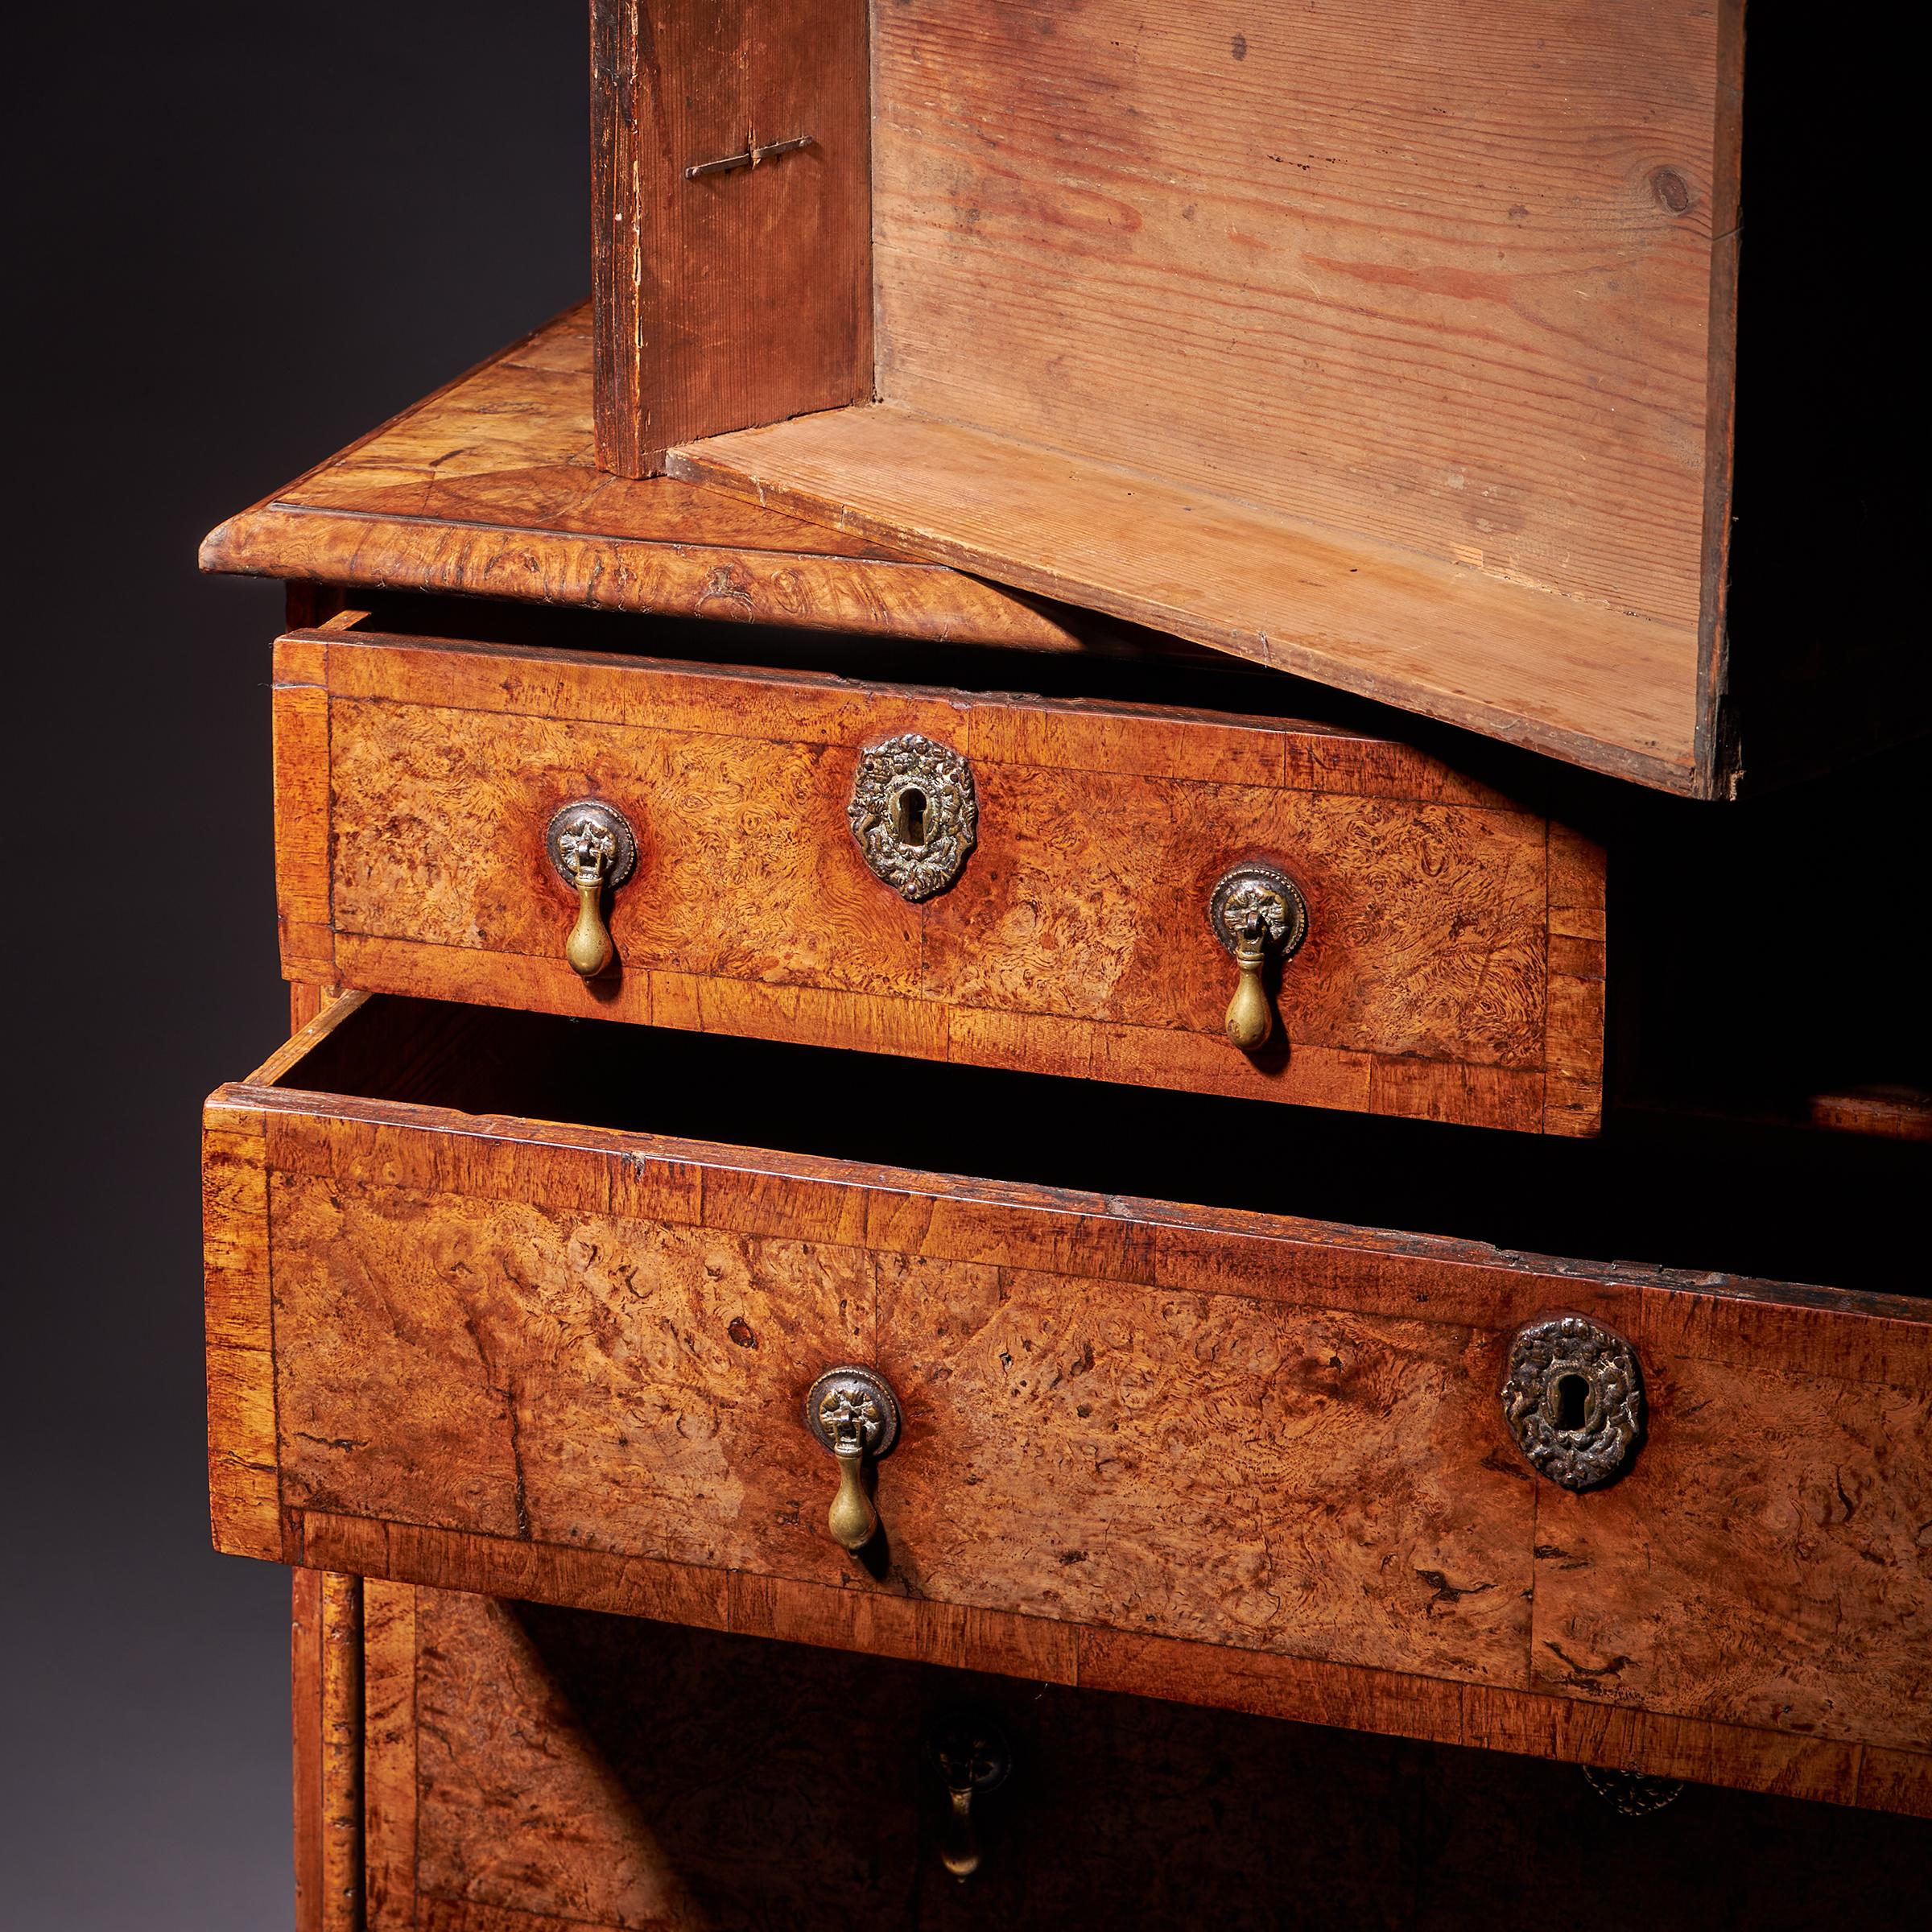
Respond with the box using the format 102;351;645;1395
211;994;1931;1814
301;1575;1930;1932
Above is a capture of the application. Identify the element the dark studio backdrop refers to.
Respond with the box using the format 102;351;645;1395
8;6;586;1922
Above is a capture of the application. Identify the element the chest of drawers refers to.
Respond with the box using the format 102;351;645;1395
202;125;1927;1920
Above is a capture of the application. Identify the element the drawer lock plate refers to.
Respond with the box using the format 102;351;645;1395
1502;1314;1644;1490
848;736;977;900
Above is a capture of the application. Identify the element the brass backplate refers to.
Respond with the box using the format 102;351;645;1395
848;735;976;901
1582;1766;1685;1816
545;799;638;890
1501;1313;1644;1490
803;1365;901;1459
931;1711;1013;1798
1207;861;1309;960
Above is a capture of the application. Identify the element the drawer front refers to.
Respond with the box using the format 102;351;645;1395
208;998;1930;1814
328;1580;1930;1932
274;629;1604;1134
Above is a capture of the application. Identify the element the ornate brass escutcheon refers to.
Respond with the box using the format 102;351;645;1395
848;735;976;900
1501;1313;1644;1490
1207;862;1309;1051
803;1365;901;1550
929;1709;1012;1881
545;799;638;980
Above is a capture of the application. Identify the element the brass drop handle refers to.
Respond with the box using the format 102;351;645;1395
828;1435;873;1550
804;1367;900;1550
567;865;612;977
545;801;638;980
1224;913;1274;1050
942;1787;976;1877
931;1712;1012;1882
1208;863;1309;1052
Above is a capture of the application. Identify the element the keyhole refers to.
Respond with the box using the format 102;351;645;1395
1552;1373;1591;1430
895;786;929;848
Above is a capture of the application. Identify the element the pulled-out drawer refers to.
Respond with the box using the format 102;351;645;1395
209;995;1930;1814
273;624;1604;1134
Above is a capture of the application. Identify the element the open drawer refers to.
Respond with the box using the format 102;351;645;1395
207;993;1929;1813
275;621;1604;1136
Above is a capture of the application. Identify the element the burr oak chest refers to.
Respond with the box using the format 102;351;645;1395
199;13;1929;1923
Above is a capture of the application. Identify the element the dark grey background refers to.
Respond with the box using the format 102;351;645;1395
7;6;584;1922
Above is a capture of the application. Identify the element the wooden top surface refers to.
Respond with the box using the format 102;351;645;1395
200;306;1087;651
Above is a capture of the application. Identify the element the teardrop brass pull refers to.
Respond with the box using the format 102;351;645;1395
803;1366;900;1550
545;801;638;980
1224;919;1273;1049
1207;863;1309;1052
567;880;611;978
931;1711;1011;1881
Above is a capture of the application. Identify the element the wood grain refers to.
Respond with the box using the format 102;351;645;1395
304;1514;730;1633
671;404;1702;791
291;1570;324;1932
591;1;871;476
1695;0;1747;784
200;306;1085;653
273;635;335;985
876;1255;1532;1685
1806;1086;1932;1144
362;1580;416;1932
1543;824;1608;1136
1530;1352;1932;1749
203;1105;282;1561
311;1511;1932;1824
868;0;1724;634
266;1179;868;1576
658;0;1740;793
286;628;1603;1135
412;1594;922;1930
320;1573;365;1932
1077;1628;1869;1810
199;1013;1932;1803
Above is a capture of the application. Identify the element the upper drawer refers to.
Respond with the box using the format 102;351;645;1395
206;994;1930;1816
274;628;1604;1135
